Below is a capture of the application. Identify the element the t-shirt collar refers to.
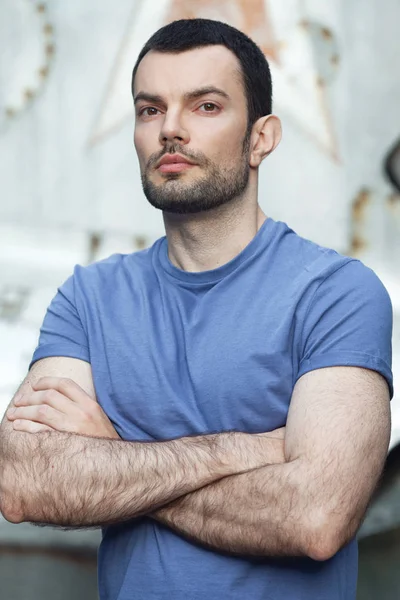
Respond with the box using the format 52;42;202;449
158;216;275;285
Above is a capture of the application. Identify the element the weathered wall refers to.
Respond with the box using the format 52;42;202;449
1;0;399;431
1;0;398;247
0;2;399;598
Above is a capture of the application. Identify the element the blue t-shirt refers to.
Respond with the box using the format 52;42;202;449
31;218;393;600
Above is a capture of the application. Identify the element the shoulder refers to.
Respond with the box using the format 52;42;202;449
286;230;394;397
302;257;393;335
272;220;389;300
70;238;164;295
272;220;349;277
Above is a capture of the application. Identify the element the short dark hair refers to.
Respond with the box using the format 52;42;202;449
131;18;273;126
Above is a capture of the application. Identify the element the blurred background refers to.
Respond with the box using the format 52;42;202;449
0;0;399;598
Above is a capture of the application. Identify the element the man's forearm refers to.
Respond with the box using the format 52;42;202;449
153;459;315;558
0;421;271;527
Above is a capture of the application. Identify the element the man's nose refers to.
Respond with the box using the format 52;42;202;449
159;111;190;146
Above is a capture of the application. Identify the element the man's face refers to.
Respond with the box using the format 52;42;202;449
133;45;251;214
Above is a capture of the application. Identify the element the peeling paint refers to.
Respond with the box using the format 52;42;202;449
349;188;371;256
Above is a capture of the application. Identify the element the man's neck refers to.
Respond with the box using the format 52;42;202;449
162;201;267;273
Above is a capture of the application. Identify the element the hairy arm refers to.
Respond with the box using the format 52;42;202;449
152;367;391;560
0;358;281;527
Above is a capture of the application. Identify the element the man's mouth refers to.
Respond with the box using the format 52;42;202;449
157;154;197;174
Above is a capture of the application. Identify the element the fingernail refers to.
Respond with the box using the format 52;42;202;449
7;408;16;416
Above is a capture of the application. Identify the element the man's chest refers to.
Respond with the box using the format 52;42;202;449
88;285;298;440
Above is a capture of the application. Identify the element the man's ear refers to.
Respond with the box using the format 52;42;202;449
249;115;282;168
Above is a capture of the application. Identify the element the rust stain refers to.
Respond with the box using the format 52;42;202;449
165;0;280;64
46;43;55;57
349;234;366;255
44;23;54;36
349;188;371;256
39;66;49;78
331;54;340;66
321;27;333;41
352;188;370;222
134;235;148;249
88;232;102;262
24;88;34;101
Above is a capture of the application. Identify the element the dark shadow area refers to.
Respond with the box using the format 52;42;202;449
384;137;400;192
358;526;400;600
0;545;98;600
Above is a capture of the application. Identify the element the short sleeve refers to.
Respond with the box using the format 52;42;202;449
296;260;394;398
29;272;90;369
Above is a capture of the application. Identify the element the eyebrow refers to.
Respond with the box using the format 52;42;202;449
184;86;230;101
134;86;230;106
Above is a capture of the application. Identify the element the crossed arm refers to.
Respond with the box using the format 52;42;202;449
0;357;390;561
153;365;390;559
0;359;282;528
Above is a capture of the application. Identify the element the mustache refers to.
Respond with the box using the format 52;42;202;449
146;144;209;169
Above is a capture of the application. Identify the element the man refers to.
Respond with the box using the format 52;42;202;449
0;18;393;600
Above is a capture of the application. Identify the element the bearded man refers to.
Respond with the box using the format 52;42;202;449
0;18;393;600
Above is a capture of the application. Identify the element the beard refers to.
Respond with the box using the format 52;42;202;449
141;139;251;215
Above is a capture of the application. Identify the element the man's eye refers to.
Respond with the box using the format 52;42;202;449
140;107;159;117
199;103;218;113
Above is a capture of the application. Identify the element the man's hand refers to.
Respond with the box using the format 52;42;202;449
1;359;287;528
7;377;120;439
6;377;285;448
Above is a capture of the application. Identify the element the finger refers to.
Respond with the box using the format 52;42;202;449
7;405;64;429
13;419;54;434
32;377;93;403
14;389;79;415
